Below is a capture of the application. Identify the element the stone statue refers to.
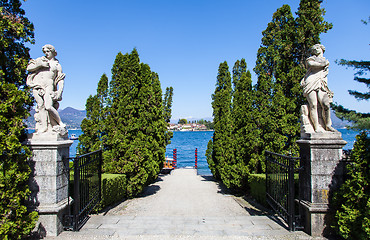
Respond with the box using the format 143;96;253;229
27;44;67;138
300;44;335;133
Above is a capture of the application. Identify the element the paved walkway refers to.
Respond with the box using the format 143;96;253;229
47;168;313;239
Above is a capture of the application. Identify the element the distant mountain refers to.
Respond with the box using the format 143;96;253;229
331;109;352;129
25;107;86;129
24;108;349;130
59;107;86;129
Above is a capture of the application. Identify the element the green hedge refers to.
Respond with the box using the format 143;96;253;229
69;173;127;212
98;174;127;211
248;174;267;206
247;173;299;207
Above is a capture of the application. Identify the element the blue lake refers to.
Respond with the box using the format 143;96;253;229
37;128;358;176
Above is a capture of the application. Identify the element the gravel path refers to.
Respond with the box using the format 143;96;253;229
108;168;248;217
46;168;314;239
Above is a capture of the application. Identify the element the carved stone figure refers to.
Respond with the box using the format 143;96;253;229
300;44;335;133
27;44;67;138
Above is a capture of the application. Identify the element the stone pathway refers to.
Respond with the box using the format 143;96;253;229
46;168;314;239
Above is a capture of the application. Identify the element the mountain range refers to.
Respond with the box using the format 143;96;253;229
25;107;350;130
25;107;86;129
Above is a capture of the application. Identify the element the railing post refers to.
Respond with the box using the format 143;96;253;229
73;156;80;231
288;156;295;231
98;149;102;206
173;149;177;169
195;148;198;169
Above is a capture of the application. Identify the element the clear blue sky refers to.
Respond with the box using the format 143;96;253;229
23;0;369;121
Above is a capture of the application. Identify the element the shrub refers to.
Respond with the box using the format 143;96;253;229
332;131;370;240
248;174;267;206
248;173;299;207
97;174;127;211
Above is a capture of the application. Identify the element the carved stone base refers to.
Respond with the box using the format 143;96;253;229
25;139;73;236
299;200;330;237
297;136;346;237
35;198;70;237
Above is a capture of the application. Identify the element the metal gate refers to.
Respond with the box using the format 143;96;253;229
265;151;300;231
64;149;102;231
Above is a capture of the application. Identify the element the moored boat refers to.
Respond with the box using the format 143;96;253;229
70;134;79;140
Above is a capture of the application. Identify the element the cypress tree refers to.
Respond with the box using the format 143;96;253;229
0;0;38;238
252;1;332;171
163;86;173;123
163;86;174;145
78;74;109;154
208;61;238;189
232;59;260;173
101;49;168;197
295;0;332;67
253;5;298;171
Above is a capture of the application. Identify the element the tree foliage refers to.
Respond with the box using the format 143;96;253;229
78;73;109;154
232;59;260;173
251;1;331;171
332;21;370;130
332;131;370;239
0;0;38;238
207;1;332;194
78;49;171;198
253;4;303;171
178;118;187;125
207;61;247;190
163;86;173;123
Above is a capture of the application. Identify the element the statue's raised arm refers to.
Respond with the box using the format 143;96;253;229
300;44;335;134
27;44;67;140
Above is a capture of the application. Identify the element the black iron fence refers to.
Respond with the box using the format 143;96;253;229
265;151;300;231
64;149;102;231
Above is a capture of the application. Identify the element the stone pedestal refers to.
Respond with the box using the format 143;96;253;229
26;139;73;237
297;132;347;237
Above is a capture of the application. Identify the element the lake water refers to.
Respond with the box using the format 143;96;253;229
32;128;359;176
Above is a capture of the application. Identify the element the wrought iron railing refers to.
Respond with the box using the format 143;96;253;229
64;149;102;231
265;151;300;231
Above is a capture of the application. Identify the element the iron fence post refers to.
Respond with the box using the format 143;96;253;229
288;156;295;231
73;156;80;231
98;150;102;204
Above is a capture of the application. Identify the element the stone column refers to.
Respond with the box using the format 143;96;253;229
297;132;346;237
26;139;73;237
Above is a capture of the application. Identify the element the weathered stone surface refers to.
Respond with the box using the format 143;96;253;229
297;135;346;237
26;140;72;236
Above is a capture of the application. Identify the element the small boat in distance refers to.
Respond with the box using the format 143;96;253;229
70;134;79;140
161;157;175;174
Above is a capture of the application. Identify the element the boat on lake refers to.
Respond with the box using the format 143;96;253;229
70;134;79;140
161;157;175;174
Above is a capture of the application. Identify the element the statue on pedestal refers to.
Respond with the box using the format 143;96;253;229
300;44;336;134
27;44;67;139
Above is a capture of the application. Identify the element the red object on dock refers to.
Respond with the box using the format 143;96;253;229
195;148;198;169
173;149;177;169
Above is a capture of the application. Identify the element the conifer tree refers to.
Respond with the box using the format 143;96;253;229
232;59;260;173
295;0;332;67
332;19;369;130
163;86;174;145
78;74;108;154
101;49;168;197
0;0;38;238
252;1;332;171
332;131;370;239
208;61;238;189
253;5;299;171
163;86;173;123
